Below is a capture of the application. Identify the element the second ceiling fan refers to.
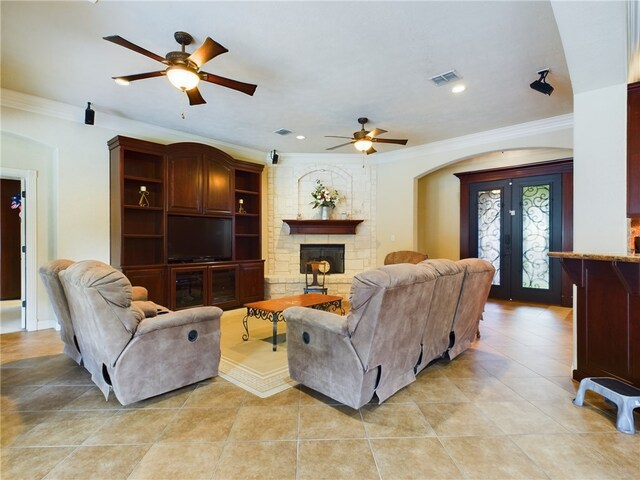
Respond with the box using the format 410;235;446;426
104;31;257;106
326;117;408;154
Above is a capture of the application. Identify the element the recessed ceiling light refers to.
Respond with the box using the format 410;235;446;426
451;84;466;94
296;135;306;140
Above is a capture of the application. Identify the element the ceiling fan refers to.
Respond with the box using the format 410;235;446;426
103;31;257;106
325;117;408;154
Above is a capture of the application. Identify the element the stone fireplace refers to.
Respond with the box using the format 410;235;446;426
265;161;377;298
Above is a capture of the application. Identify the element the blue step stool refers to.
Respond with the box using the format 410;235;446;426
573;377;640;434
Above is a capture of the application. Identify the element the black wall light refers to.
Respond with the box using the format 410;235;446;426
84;102;95;125
269;149;279;164
530;69;554;96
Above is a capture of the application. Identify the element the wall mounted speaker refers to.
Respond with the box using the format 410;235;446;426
84;102;95;125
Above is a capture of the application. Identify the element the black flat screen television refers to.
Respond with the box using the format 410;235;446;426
167;216;232;263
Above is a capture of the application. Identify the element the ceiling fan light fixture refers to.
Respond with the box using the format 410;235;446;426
167;65;200;91
114;77;130;86
354;139;373;152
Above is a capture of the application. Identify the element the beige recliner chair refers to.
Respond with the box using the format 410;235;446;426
284;263;439;409
39;259;150;365
59;260;221;405
383;250;428;265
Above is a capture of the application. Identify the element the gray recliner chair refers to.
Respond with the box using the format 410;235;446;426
39;259;151;365
58;260;221;405
284;263;439;409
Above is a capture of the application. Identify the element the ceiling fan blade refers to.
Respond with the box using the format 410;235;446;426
112;71;166;83
200;72;257;96
365;146;377;155
186;87;207;106
324;135;353;139
326;141;355;151
188;37;228;68
372;138;408;145
366;128;388;138
103;35;167;64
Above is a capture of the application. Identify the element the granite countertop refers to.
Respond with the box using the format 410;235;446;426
548;251;640;263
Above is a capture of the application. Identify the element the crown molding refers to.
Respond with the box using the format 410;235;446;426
375;114;574;164
2;89;572;165
0;89;266;161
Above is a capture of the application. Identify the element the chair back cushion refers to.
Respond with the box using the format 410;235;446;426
347;263;438;402
448;258;495;358
60;260;139;368
416;259;465;370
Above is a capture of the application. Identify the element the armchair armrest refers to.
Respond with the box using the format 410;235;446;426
131;286;148;301
135;306;222;336
283;306;349;336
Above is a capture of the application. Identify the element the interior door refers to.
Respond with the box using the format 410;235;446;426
469;174;562;304
1;179;22;300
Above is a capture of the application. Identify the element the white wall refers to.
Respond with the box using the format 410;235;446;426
573;83;628;253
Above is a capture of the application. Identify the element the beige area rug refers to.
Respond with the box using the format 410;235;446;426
218;308;297;398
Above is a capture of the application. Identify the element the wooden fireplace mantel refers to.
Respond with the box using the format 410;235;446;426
282;219;364;235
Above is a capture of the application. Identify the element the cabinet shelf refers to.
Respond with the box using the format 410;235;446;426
124;175;163;183
235;189;259;195
123;233;164;239
123;205;163;211
236;212;259;217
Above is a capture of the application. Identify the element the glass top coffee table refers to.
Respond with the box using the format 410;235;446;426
242;293;344;351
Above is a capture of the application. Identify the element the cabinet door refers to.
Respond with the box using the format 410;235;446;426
204;156;233;215
209;265;239;309
239;261;264;303
170;266;208;310
167;153;203;213
123;267;167;307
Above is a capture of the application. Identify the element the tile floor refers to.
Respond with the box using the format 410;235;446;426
1;300;639;479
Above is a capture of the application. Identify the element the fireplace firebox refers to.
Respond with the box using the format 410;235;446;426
300;244;345;274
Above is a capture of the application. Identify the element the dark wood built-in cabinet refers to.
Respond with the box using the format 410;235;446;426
628;82;640;217
109;136;264;309
551;253;640;388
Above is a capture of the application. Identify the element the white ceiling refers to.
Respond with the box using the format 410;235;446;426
1;1;574;154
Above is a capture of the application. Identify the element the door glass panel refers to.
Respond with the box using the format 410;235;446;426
521;184;550;289
477;189;501;285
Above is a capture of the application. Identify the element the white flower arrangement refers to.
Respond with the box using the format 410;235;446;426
310;180;340;209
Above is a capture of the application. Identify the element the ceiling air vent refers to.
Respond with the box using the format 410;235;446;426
273;128;292;136
429;70;461;86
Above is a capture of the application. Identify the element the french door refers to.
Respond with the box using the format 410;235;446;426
468;174;563;304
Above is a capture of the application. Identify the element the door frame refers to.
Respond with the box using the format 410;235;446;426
0;167;38;330
455;158;573;307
